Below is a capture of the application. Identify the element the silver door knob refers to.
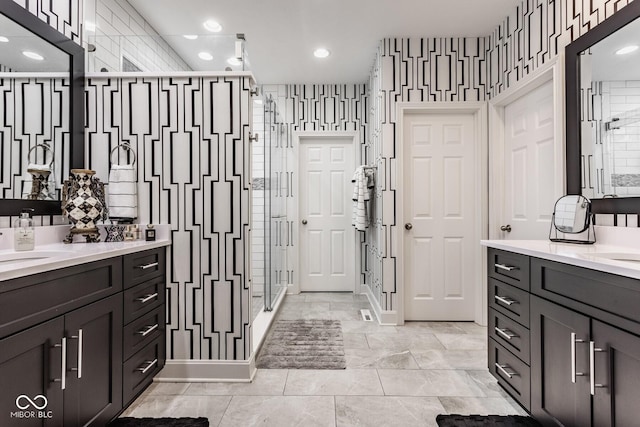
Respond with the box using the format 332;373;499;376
500;224;512;232
301;219;307;225
404;223;413;230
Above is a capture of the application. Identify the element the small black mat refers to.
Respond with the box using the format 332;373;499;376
109;418;209;427
436;414;541;427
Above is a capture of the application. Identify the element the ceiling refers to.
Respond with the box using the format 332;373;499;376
127;0;521;84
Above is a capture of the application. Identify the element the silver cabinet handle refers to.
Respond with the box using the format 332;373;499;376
494;263;518;271
570;332;585;383
137;293;158;304
590;341;606;395
494;327;518;340
494;295;518;306
136;262;159;270
70;329;83;379
137;324;159;337
53;337;67;390
495;363;518;379
138;358;158;374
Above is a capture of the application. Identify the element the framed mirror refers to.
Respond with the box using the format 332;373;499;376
549;195;595;244
0;1;84;216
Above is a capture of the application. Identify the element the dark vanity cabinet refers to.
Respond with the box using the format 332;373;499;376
0;247;167;426
487;248;640;427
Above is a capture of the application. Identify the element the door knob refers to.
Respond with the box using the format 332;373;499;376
404;223;413;230
301;219;307;225
500;224;512;232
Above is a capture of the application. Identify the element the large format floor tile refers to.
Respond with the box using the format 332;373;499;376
120;292;525;426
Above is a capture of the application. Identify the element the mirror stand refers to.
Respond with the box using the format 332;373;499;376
549;214;596;245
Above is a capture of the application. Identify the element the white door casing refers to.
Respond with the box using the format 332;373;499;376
296;133;358;292
398;103;487;322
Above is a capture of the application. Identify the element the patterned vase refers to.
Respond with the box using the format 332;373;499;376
61;169;108;243
27;168;53;200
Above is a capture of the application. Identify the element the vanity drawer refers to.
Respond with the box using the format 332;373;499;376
488;248;530;291
488;308;530;364
123;247;165;289
489;278;530;327
489;338;531;411
123;276;165;324
123;307;165;361
531;257;640;327
0;257;122;337
123;336;165;405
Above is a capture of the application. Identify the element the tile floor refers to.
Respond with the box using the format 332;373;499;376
122;292;526;426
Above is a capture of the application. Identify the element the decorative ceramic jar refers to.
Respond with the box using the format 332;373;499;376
61;169;108;243
26;167;53;200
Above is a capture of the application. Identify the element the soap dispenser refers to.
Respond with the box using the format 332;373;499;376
14;208;35;251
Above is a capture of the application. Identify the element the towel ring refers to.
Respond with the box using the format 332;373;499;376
27;143;54;167
110;144;136;166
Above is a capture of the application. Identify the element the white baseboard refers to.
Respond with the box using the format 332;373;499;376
155;356;256;383
360;284;400;325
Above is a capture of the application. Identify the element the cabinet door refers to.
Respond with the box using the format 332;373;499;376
530;296;591;427
63;294;123;427
592;320;640;427
0;317;65;427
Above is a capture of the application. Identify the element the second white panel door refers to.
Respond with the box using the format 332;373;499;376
403;112;478;321
299;137;356;292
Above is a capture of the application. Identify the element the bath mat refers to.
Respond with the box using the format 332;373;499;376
256;319;346;369
436;414;541;426
109;418;209;427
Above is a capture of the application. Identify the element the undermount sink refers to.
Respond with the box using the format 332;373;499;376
0;250;71;265
581;252;640;264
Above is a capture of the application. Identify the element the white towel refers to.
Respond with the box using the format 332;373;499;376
108;163;138;219
351;166;375;231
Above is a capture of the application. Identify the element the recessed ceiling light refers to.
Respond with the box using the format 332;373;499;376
22;51;44;61
314;48;330;58
203;19;222;33
616;45;639;55
0;36;8;43
227;57;242;66
85;21;96;32
184;35;198;40
198;52;213;61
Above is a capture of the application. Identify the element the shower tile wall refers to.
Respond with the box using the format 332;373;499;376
87;0;191;72
252;103;266;296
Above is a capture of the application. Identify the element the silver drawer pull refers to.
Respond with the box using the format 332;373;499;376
138;358;158;374
137;293;158;304
495;363;519;379
52;337;67;390
590;341;606;395
494;295;518;306
137;324;159;337
136;262;159;270
571;332;586;383
494;263;519;271
494;327;518;340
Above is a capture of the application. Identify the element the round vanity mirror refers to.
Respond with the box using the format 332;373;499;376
549;195;596;244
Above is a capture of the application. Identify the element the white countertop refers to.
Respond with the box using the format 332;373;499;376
0;225;171;281
481;239;640;280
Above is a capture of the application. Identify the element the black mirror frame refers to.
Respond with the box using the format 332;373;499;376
566;1;640;214
0;1;84;217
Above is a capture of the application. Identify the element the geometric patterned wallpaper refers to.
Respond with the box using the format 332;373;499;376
368;0;638;313
12;0;83;44
86;76;254;360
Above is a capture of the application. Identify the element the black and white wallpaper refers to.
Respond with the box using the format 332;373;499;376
368;0;637;313
86;76;253;360
12;0;83;44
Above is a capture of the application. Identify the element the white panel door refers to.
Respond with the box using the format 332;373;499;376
502;81;555;239
403;112;477;320
299;137;356;292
